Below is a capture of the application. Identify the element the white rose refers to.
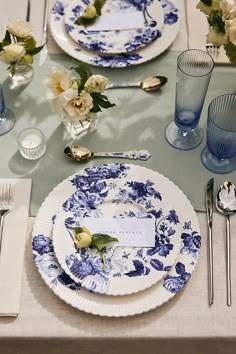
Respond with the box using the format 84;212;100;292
51;87;78;113
84;75;109;93
64;91;93;119
0;43;26;64
6;19;33;38
46;68;78;98
74;226;93;248
220;0;236;20
225;17;236;45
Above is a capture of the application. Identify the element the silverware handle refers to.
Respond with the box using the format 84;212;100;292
26;0;31;21
208;224;214;305
106;82;139;89
226;214;232;306
94;149;151;161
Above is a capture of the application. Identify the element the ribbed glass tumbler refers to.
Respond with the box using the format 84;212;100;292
201;94;236;173
165;49;214;150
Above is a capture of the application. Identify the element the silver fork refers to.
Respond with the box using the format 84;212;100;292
0;184;14;254
205;43;220;60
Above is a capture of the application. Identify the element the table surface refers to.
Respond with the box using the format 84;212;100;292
1;1;236;354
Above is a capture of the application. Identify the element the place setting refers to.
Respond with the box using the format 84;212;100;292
50;0;180;67
32;163;201;317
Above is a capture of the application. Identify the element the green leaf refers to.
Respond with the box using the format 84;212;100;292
0;30;11;50
90;92;116;112
93;0;106;16
74;17;97;26
72;227;84;234
208;9;225;33
71;60;92;89
91;233;118;251
200;0;212;6
224;42;236;64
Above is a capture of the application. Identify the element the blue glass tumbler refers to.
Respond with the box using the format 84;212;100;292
201;94;236;173
165;49;214;150
0;82;16;135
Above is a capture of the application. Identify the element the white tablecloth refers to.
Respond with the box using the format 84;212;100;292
1;1;236;353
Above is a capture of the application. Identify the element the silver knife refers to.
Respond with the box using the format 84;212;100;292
206;178;214;305
39;0;48;66
26;0;31;21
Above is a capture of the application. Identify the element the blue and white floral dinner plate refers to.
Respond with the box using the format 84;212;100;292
52;164;182;296
50;0;180;68
32;164;201;317
64;0;164;54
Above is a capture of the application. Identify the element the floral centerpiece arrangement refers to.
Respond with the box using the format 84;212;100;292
197;0;236;63
46;60;115;137
0;19;45;79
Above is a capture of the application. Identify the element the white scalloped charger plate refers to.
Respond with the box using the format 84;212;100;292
52;165;182;296
50;0;180;67
32;163;201;317
64;0;164;54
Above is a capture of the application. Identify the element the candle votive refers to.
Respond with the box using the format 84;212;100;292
17;128;46;160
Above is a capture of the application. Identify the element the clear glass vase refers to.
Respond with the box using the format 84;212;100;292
62;112;98;139
9;63;34;86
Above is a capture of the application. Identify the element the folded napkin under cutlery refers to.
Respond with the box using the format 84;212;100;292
0;179;32;317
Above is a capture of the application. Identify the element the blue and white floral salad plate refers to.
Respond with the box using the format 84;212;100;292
32;164;201;317
52;164;182;296
64;0;164;54
50;0;180;67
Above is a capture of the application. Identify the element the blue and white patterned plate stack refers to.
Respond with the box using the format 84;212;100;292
50;0;180;67
32;164;201;317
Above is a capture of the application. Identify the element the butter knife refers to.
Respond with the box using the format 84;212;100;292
39;0;48;66
206;178;214;305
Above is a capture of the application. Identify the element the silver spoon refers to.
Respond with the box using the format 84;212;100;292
64;146;151;162
216;181;236;306
106;76;168;92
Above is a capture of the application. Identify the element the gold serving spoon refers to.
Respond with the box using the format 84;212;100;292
64;146;151;162
106;76;168;92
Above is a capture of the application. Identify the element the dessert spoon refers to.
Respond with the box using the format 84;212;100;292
216;181;236;306
64;145;151;162
106;75;168;92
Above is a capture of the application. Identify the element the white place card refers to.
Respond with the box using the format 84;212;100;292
84;217;155;247
88;12;145;31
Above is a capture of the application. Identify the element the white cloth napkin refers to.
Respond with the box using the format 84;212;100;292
186;0;230;64
0;179;32;317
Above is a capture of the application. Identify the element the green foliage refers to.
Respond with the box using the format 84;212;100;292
71;60;92;89
90;92;116;113
208;9;225;33
224;42;236;64
200;0;212;6
74;0;106;26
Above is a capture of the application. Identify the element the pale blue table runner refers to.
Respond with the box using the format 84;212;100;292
1;51;235;216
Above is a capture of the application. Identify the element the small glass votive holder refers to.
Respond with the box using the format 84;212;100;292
17;128;46;160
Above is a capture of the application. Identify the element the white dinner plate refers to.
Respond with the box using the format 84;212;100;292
52;164;182;296
64;0;164;54
32;163;201;317
50;0;180;67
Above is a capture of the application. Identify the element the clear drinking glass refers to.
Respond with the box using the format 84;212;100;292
165;49;214;150
0;82;16;136
201;94;236;173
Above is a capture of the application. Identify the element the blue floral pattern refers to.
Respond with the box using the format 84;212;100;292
32;164;201;316
64;0;163;54
52;164;183;295
50;0;179;68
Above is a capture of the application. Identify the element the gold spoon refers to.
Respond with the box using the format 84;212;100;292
106;76;168;92
64;146;151;162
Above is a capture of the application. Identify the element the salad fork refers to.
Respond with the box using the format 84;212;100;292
0;184;14;254
205;43;220;59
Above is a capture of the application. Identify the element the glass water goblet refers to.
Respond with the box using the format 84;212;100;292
165;49;214;150
0;82;16;135
201;94;236;174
